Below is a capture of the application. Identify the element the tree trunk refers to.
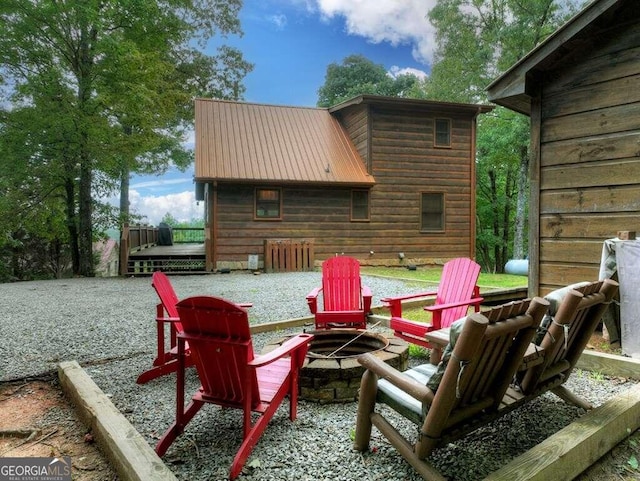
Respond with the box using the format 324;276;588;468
119;125;133;233
78;147;94;277
513;146;529;259
64;176;80;274
76;24;96;277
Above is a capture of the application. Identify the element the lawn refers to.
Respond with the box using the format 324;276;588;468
361;265;528;335
361;265;527;289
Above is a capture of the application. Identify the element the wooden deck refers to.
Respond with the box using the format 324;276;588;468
126;244;206;275
129;244;205;259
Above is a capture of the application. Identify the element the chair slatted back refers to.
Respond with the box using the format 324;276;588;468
152;272;181;325
520;279;618;394
322;256;363;311
420;297;548;445
436;258;481;327
456;300;537;409
175;296;260;409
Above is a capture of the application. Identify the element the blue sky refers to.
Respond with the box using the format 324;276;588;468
127;0;436;226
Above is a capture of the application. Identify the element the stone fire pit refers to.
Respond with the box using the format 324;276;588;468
262;329;409;403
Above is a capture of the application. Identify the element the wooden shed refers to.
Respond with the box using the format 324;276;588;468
195;95;491;271
487;0;640;295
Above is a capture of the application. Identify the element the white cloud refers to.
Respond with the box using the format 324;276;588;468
129;189;204;226
313;0;438;64
388;65;428;80
267;13;288;30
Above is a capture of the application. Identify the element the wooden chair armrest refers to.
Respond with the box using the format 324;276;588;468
424;296;484;313
381;290;438;304
249;333;314;368
155;316;181;323
306;287;322;314
381;290;438;317
424;328;450;349
362;285;372;312
357;352;434;404
306;287;322;300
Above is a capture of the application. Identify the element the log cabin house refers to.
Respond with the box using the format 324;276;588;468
487;0;640;295
194;95;491;272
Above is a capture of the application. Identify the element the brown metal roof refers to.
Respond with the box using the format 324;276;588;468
195;99;375;186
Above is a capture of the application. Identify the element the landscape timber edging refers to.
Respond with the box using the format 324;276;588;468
58;360;178;481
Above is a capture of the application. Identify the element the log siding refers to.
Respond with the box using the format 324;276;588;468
200;97;488;270
537;12;640;292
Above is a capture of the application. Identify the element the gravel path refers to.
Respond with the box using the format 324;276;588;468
1;272;636;481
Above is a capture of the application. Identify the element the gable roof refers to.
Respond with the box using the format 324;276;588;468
486;0;629;115
195;98;375;186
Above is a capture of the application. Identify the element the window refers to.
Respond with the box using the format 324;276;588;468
421;193;444;231
351;190;370;221
255;188;281;219
434;118;451;148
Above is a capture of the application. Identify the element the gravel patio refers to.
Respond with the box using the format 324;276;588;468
1;272;636;481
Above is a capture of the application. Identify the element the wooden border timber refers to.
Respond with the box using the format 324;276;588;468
577;350;640;380
58;361;178;481
484;382;640;481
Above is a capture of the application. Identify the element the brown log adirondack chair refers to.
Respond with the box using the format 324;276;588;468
354;279;619;480
381;257;483;362
306;256;372;329
155;295;313;480
136;272;188;384
354;297;549;481
516;279;619;410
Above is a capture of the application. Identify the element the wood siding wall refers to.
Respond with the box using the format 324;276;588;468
367;106;475;260
336;106;370;171
210;105;477;270
536;17;640;293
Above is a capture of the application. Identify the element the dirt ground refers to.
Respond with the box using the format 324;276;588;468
0;337;638;481
0;379;118;481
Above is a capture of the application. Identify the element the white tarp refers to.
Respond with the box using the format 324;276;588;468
616;241;640;358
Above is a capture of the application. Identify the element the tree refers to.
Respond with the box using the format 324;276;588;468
0;0;252;278
317;55;422;107
426;0;581;271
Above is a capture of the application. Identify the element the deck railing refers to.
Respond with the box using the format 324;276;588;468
120;224;158;275
119;224;206;275
171;227;205;244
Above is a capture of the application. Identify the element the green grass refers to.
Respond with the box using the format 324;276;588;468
362;264;527;324
361;265;527;289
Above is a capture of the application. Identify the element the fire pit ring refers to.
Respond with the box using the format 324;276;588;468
262;329;409;403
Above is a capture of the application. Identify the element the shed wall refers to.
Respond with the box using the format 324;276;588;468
536;17;640;293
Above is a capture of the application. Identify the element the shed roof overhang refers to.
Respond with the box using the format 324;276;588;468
330;95;493;117
486;0;626;115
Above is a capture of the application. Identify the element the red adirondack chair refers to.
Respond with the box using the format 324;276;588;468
137;272;252;384
155;296;313;480
306;256;372;329
382;257;483;360
136;272;189;384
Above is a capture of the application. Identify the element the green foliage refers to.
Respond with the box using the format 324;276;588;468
0;0;251;280
160;213;204;229
475;108;530;270
408;344;430;360
426;0;581;272
317;54;423;107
